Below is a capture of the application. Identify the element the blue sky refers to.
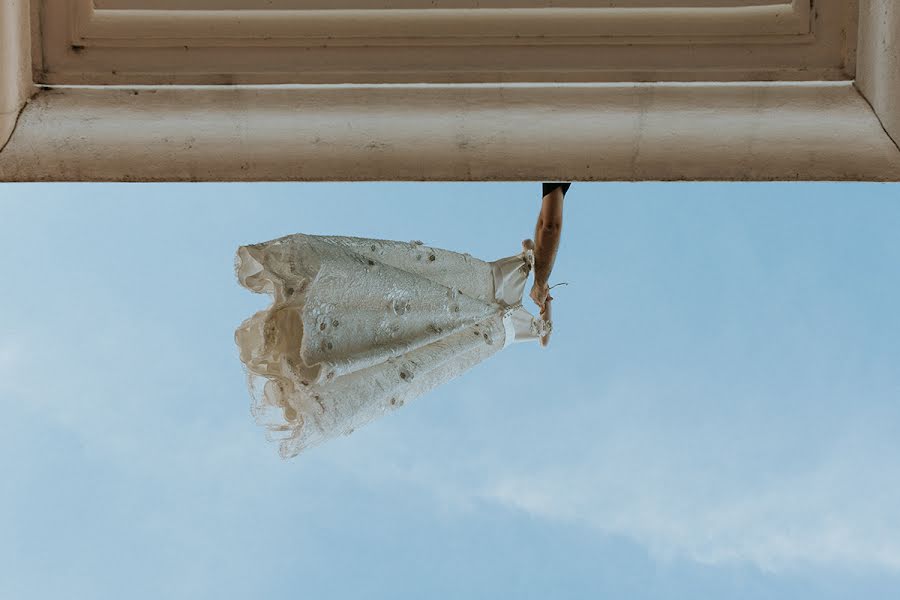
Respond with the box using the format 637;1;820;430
1;182;899;599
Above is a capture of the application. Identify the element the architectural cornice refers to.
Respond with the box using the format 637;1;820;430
857;0;900;153
2;83;898;182
36;0;856;85
0;0;34;153
1;1;898;181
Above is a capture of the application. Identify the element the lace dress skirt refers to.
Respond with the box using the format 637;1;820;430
235;234;546;457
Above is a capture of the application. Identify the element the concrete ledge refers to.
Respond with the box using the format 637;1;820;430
1;83;899;182
0;0;34;153
857;0;900;151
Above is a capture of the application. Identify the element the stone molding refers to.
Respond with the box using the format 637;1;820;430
1;0;898;181
2;83;899;181
34;0;856;84
857;0;900;152
0;0;34;154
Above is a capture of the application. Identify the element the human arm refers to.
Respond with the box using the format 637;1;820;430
530;183;566;314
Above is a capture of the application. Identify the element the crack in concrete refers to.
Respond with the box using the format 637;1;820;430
0;86;41;157
853;80;900;157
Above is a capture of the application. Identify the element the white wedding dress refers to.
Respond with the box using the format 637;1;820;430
235;234;548;457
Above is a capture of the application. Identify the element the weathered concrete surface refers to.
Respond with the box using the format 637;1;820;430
1;83;899;182
857;0;900;152
0;0;33;153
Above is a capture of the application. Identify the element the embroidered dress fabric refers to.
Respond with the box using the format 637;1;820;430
235;234;546;457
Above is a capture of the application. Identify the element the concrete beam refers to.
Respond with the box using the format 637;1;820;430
1;83;898;182
857;0;900;151
0;0;33;153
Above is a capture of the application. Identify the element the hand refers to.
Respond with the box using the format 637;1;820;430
530;280;550;313
540;295;552;347
531;280;553;348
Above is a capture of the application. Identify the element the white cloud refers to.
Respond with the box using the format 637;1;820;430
5;286;898;578
0;337;27;394
478;423;900;573
487;479;895;570
0;339;18;368
339;363;900;575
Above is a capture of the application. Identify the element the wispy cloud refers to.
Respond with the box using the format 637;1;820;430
483;461;900;572
336;361;900;575
0;337;26;394
475;402;900;573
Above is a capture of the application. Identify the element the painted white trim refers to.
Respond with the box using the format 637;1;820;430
95;0;794;9
34;0;858;85
0;0;34;152
857;0;900;151
2;83;898;182
81;4;811;41
3;0;898;181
